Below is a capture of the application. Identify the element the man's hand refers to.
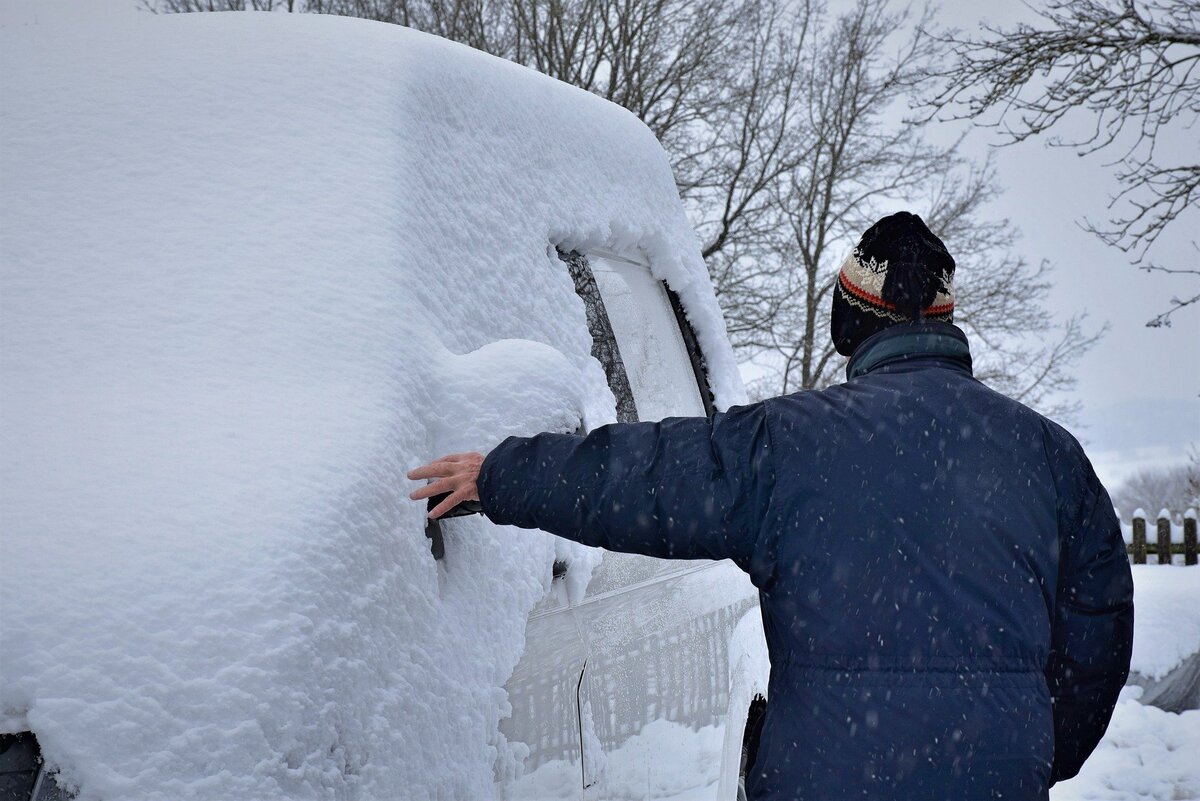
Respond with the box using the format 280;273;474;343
408;451;486;519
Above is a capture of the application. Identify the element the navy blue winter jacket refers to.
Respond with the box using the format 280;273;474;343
478;321;1134;800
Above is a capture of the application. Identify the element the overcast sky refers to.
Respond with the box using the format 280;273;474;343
930;0;1199;489
4;0;1198;492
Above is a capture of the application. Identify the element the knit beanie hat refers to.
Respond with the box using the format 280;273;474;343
830;211;956;356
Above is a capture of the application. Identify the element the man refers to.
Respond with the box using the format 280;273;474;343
408;212;1134;800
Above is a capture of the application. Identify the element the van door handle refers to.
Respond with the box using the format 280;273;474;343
424;417;584;558
425;496;483;519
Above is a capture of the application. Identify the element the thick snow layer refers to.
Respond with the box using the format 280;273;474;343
1051;688;1200;801
1129;565;1200;681
0;11;742;800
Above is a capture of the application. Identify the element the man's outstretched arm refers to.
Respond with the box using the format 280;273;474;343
409;402;776;573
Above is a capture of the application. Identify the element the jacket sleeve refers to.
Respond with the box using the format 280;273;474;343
1044;450;1134;786
476;401;776;573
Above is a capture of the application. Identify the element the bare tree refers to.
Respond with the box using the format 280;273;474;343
1110;459;1200;515
929;0;1200;327
141;0;298;11
733;0;1099;421
750;0;953;393
923;162;1106;419
1192;445;1200;506
685;2;812;352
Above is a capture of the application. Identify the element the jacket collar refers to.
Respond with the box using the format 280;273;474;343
846;321;973;381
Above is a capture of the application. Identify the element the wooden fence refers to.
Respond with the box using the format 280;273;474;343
1124;509;1198;565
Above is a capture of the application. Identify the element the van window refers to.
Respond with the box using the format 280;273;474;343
586;253;707;422
559;250;639;424
558;248;714;424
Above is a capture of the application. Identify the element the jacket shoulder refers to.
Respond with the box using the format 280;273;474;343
1032;415;1118;546
950;377;1094;488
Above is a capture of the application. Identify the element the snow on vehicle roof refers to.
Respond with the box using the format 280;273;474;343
0;11;743;799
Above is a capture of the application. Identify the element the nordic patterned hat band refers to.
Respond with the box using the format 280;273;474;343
836;250;955;324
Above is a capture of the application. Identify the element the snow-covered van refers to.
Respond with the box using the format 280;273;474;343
0;12;769;801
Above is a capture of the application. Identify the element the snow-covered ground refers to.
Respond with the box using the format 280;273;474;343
3;7;1197;801
1051;566;1200;801
0;11;741;800
1051;688;1200;801
1127;565;1200;682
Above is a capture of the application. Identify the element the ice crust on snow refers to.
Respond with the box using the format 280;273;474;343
0;12;743;800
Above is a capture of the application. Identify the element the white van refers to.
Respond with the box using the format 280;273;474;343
0;12;769;800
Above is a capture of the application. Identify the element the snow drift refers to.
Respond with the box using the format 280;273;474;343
0;11;743;800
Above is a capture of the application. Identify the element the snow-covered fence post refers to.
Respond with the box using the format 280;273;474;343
1185;510;1197;566
1124;510;1196;565
1131;510;1147;564
1156;510;1172;565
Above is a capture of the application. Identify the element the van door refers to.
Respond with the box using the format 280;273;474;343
576;562;757;797
501;247;743;797
499;580;589;799
561;248;718;603
560;250;750;799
